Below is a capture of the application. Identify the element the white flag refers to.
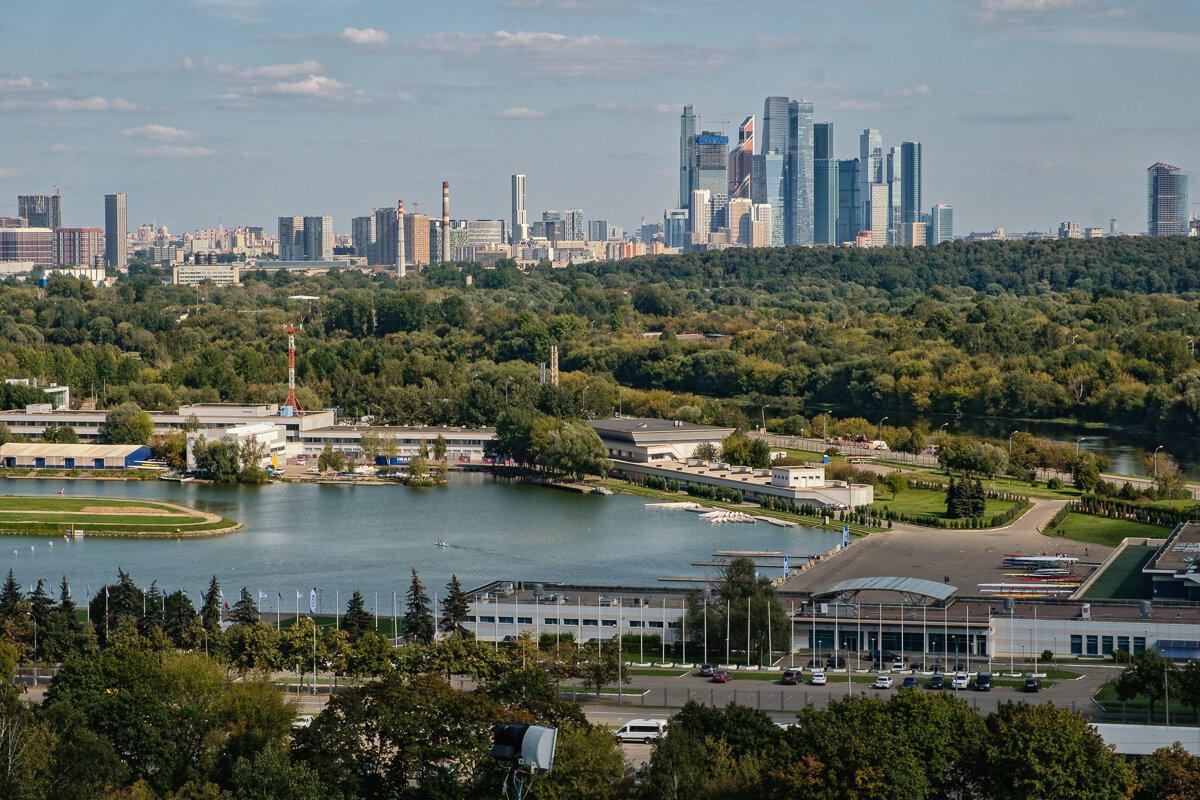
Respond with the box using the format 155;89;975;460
309;588;317;614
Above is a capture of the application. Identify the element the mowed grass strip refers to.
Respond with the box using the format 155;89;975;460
0;512;203;526
0;497;167;512
0;495;237;536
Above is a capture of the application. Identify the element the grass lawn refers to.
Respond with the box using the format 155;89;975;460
0;495;239;536
0;497;166;512
1046;513;1169;548
871;488;1016;520
780;448;837;464
1094;677;1197;719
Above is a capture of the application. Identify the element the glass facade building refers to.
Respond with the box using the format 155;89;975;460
1147;163;1188;236
901;141;922;224
837;159;861;245
751;153;786;247
694;132;729;232
786;100;814;245
929;204;953;245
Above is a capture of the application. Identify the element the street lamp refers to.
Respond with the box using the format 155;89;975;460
26;612;37;684
1031;628;1037;675
877;416;888;445
1154;445;1164;478
761;405;769;435
1074;437;1085;455
1008;430;1019;454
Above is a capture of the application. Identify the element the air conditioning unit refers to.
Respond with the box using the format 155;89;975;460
1080;603;1091;620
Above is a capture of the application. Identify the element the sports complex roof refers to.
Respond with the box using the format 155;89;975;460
811;576;958;605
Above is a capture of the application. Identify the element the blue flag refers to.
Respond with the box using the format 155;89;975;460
200;590;206;601
783;554;789;578
258;591;268;599
309;588;317;614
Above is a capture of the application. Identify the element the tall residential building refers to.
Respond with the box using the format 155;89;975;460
898;222;926;247
373;208;398;267
751;152;785;247
694;131;729;232
663;209;689;248
811;122;837;246
727;197;753;244
1147;163;1189;236
929;204;953;244
689;189;712;241
886;146;903;244
565;209;584;241
587;219;609;241
750;203;773;248
104;193;127;268
0;228;55;265
729;116;754;199
277;216;303;260
901;141;922;224
351;215;377;262
836;159;862;245
18;194;61;230
511;174;527;243
786;100;814;245
55;228;104;266
761;96;789;157
679;105;697;207
403;213;431;268
859;129;882;231
868;184;889;246
302;215;333;261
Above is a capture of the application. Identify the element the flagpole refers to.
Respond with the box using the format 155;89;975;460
336;589;339;631
375;590;378;631
295;592;299;625
392;591;397;641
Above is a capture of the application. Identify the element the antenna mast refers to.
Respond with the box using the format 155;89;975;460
284;324;305;414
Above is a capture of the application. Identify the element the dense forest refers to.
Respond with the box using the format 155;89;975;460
0;237;1197;437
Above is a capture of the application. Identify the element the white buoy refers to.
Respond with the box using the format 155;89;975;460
30;545;35;552
48;541;53;548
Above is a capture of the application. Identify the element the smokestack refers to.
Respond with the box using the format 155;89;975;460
442;181;450;263
396;200;406;278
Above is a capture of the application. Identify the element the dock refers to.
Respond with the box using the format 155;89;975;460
657;576;718;583
692;560;801;568
712;549;815;559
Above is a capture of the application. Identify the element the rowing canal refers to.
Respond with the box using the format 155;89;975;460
0;474;840;611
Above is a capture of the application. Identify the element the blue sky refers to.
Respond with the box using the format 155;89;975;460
1;0;1196;237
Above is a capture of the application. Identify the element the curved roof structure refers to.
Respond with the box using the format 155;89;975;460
812;576;957;605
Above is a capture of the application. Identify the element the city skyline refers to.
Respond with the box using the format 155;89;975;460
1;1;1197;236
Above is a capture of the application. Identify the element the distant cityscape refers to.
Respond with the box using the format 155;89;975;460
0;97;1194;288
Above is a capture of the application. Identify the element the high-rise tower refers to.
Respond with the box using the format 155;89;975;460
104;193;127;268
511;174;527;244
813;122;838;246
786;99;814;245
18;194;61;229
729;116;754;199
694;131;729;232
679;105;697;207
751;153;786;247
1147;163;1188;236
887;146;903;244
859;129;882;231
901;141;922;224
761;96;790;157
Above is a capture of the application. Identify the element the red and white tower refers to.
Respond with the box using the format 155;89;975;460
284;324;304;414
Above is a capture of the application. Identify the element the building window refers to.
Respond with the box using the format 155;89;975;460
1133;637;1146;654
499;616;514;624
667;621;678;629
517;617;532;625
628;620;643;628
1117;636;1130;653
465;616;476;623
648;621;664;629
1070;635;1083;655
601;619;617;627
583;619;598;627
563;618;578;626
1086;635;1098;656
544;618;557;625
479;616;495;624
1101;636;1113;656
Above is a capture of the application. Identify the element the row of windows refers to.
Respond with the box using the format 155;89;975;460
468;616;676;628
1069;635;1145;656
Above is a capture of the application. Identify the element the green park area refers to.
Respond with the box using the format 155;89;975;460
1045;512;1168;549
871;486;1015;521
0;495;241;537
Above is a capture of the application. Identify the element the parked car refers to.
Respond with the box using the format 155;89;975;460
873;675;894;689
712;670;731;683
974;673;993;691
826;656;846;669
810;671;827;686
927;674;946;690
902;676;919;689
1024;675;1041;693
908;661;925;672
890;662;906;673
953;662;970;673
782;669;801;685
929;663;944;674
698;663;715;677
951;672;969;690
805;658;824;669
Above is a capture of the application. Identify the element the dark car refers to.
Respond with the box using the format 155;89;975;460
953;662;969;673
974;673;993;691
908;661;925;672
698;663;715;677
1024;676;1040;693
930;663;944;674
805;658;824;669
782;669;801;685
927;674;946;690
902;676;919;689
826;656;846;669
712;670;731;683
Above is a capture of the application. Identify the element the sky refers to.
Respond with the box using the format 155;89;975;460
0;0;1196;238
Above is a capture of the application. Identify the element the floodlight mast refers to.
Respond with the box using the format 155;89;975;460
491;723;558;799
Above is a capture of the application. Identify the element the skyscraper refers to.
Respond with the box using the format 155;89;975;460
727;197;753;244
886;146;902;244
868;184;889;247
679;105;697;207
18;194;61;229
690;189;712;241
813;122;837;245
694;131;729;232
373;208;398;267
751;152;785;247
761;96;790;157
403;213;431;267
859;129;882;231
663;208;689;248
929;204;953;244
836;159;861;245
901;141;922;224
303;215;333;261
565;208;584;241
511;174;527;244
277;216;303;260
352;215;376;262
104;193;127;268
786;100;814;245
729;116;754;199
55;228;104;266
1147;163;1189;236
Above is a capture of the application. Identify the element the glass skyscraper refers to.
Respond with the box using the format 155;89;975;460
786;100;814;245
813;122;837;245
761;96;790;157
901;141;922;224
859;129;882;232
751;153;786;247
1147;162;1188;236
680;105;697;208
837;159;861;245
694;132;729;232
929;204;953;244
104;192;127;268
887;146;902;245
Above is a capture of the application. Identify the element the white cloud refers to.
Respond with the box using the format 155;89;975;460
135;145;215;158
0;166;14;178
495;106;547;119
0;76;51;92
830;100;896;112
406;30;720;80
182;57;361;105
341;27;389;45
121;124;199;141
0;96;140;112
262;75;348;97
50;143;71;154
183;58;326;81
966;0;1141;27
884;84;935;97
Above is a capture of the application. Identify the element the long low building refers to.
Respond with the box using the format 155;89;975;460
0;442;152;470
610;459;874;509
298;425;495;461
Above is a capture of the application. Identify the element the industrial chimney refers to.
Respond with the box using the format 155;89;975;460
396;200;406;278
442;181;450;263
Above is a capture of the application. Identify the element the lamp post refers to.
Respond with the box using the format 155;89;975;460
1154;445;1164;479
877;416;888;442
26;612;37;684
1031;628;1037;675
1074;437;1085;455
1008;430;1019;454
1053;635;1057;662
761;405;769;435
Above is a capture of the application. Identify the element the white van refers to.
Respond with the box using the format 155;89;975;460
614;719;668;744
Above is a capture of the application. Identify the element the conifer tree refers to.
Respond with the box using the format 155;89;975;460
441;574;471;634
229;586;261;627
201;575;222;633
403;568;434;645
342;590;373;640
0;568;22;623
